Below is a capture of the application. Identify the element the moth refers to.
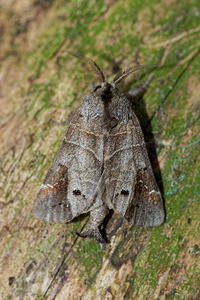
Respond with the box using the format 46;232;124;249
34;55;164;243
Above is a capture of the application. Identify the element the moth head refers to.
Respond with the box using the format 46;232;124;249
93;82;114;101
67;52;156;92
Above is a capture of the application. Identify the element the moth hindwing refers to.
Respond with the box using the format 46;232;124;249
34;57;164;243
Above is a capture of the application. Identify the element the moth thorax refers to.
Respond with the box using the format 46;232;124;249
100;82;113;101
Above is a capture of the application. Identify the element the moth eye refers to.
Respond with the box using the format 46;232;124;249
115;193;119;198
121;190;129;196
94;85;101;92
73;189;81;196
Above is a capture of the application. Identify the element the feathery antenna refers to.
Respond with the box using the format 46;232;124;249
113;64;157;85
67;52;105;83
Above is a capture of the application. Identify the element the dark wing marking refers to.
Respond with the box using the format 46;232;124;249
34;111;104;223
124;167;164;227
104;113;164;227
34;164;72;223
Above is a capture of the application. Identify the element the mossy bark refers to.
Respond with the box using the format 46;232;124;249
0;0;200;299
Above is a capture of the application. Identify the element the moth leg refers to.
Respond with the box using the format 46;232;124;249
78;205;109;243
127;74;153;101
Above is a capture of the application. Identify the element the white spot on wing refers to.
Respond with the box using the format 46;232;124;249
47;183;54;189
149;190;160;195
41;183;54;189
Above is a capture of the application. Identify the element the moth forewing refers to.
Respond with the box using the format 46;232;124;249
103;102;164;228
34;108;105;224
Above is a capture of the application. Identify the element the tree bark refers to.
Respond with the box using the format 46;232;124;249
0;0;200;299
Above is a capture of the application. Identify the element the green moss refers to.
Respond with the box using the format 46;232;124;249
75;238;104;284
157;1;200;37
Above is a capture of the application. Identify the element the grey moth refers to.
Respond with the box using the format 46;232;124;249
34;55;164;243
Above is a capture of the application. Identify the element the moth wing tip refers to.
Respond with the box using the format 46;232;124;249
33;201;44;221
149;210;165;227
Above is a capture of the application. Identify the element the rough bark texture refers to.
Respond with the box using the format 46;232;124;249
0;0;200;299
